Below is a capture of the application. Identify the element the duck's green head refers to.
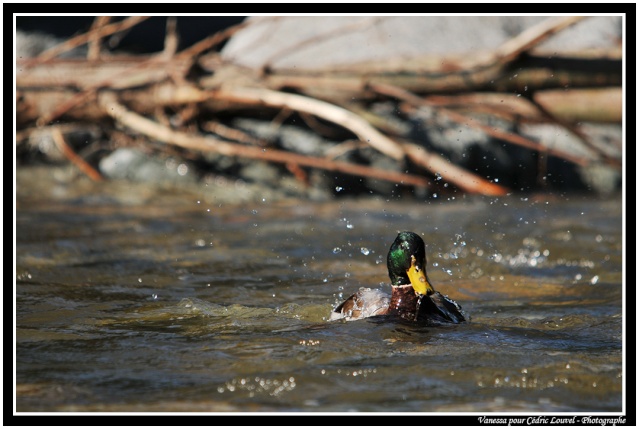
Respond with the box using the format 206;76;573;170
387;231;435;295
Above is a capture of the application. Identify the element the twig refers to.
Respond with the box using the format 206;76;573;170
401;143;509;196
528;92;622;168
99;92;430;189
324;139;367;159
32;18;246;126
419;93;541;121
209;87;406;161
490;16;587;66
25;16;149;65
270;107;294;129
50;128;104;181
35;53;184;127
87;16;112;60
434;106;590;167
370;83;592;167
36;91;99;127
162;17;179;59
285;163;309;185
419;91;621;168
299;111;346;138
202;121;267;147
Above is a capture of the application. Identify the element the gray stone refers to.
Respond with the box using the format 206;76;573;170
232;118;337;156
16;29;87;58
99;148;196;184
222;16;621;70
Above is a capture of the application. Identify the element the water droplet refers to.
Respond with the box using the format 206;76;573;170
333;247;342;254
590;275;599;285
152;293;158;300
346;223;354;229
177;163;188;176
360;247;370;255
335;186;343;192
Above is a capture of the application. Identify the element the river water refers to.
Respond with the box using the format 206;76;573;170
14;168;625;413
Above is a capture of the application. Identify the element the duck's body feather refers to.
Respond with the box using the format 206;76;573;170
330;231;467;325
329;287;389;321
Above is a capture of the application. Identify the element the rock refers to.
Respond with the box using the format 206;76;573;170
231;118;337;156
221;16;620;70
99;148;197;184
16;29;86;58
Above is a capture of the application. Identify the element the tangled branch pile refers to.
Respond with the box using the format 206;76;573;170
16;16;622;201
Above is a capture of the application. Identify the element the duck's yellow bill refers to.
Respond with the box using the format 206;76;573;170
407;255;434;296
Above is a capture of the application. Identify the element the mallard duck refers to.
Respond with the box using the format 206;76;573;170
330;231;467;324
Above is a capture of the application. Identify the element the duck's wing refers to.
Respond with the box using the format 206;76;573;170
330;288;390;321
417;291;467;324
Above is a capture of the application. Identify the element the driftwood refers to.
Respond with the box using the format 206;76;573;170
16;16;622;196
98;92;434;190
50;127;104;182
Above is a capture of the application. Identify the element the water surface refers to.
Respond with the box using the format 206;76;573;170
15;174;624;413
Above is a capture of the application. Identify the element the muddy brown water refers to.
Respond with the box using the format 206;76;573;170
15;172;624;413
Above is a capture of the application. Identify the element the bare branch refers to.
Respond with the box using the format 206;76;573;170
209;87;406;161
99;92;431;189
50;127;104;181
26;16;150;64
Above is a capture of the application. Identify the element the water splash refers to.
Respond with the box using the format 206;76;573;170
217;376;296;397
